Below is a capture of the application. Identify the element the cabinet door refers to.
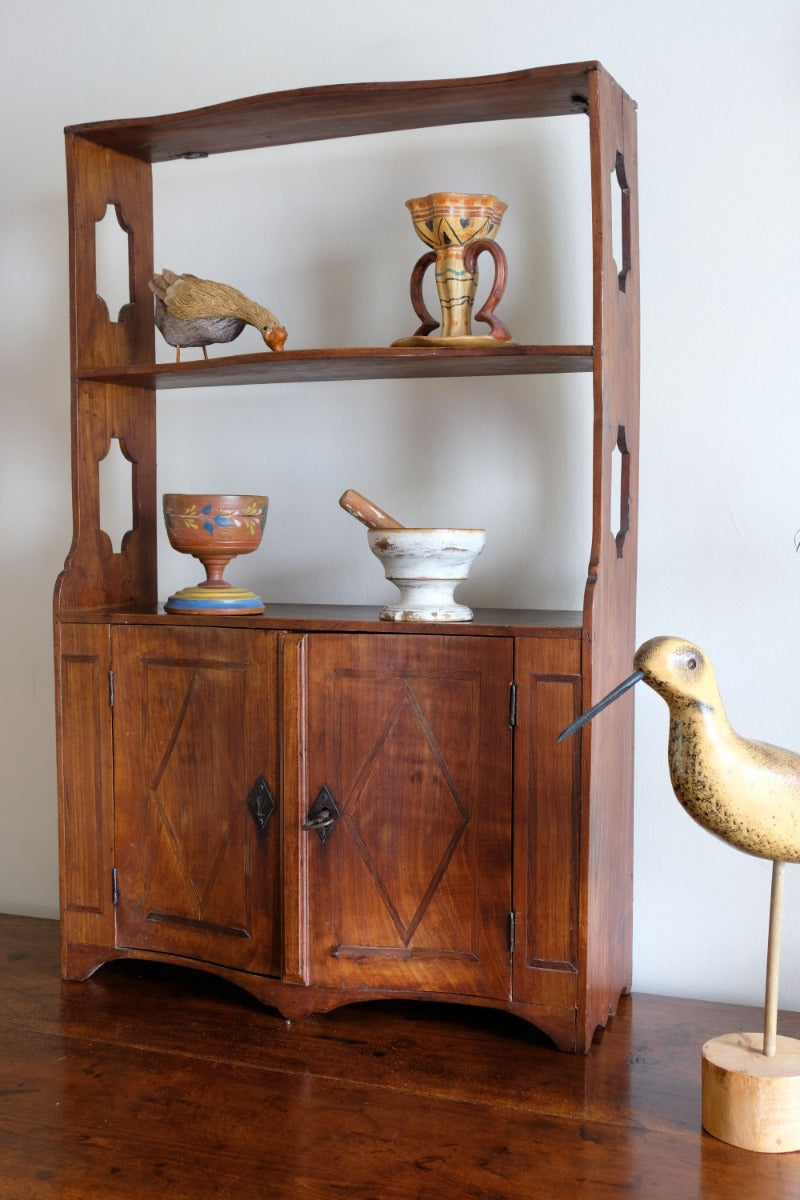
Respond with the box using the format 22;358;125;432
112;625;280;976
304;633;513;999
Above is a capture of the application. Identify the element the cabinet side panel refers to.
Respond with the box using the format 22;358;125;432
55;623;115;973
580;69;640;1047
55;134;156;612
512;636;581;1009
55;381;157;611
66;135;154;374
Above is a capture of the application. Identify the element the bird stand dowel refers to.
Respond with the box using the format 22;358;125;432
702;859;800;1153
764;859;786;1059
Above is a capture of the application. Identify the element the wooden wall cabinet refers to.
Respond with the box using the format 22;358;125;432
54;63;639;1052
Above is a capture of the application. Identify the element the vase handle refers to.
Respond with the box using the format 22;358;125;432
408;250;439;337
463;239;512;341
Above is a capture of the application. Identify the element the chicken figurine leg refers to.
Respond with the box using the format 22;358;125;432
560;636;800;1152
149;269;287;361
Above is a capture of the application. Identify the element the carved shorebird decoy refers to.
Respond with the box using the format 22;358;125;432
149;269;287;361
560;635;800;1058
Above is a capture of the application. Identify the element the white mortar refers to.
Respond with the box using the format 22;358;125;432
367;528;486;622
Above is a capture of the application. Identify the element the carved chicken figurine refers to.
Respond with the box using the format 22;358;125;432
149;269;287;361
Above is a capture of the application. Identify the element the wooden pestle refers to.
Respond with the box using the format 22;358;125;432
339;489;405;531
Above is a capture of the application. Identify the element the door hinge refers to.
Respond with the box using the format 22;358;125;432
108;669;115;708
111;867;119;906
509;911;517;953
508;682;517;729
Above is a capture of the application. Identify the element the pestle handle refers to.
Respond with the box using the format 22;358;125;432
339;489;405;531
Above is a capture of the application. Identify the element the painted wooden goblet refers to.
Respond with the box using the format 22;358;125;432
393;192;513;346
163;493;268;614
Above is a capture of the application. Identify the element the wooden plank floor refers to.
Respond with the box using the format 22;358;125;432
1;916;799;1198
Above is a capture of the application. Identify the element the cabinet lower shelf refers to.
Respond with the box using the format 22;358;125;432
59;603;585;636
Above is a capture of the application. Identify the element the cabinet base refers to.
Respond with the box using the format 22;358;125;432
61;942;620;1054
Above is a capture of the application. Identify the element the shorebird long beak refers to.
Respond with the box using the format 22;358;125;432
557;669;645;742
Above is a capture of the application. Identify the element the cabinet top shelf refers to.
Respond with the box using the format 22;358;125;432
65;61;617;163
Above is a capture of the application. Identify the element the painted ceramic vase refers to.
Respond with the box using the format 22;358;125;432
368;527;486;622
394;192;513;346
163;493;268;614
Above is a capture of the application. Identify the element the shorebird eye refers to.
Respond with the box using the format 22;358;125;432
687;657;697;670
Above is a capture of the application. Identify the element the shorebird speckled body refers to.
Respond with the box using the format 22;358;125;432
561;635;800;863
149;269;287;361
633;636;800;863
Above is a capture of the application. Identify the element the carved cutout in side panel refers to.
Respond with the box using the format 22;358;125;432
98;436;133;554
610;152;631;293
611;424;631;559
95;202;133;322
512;635;582;1009
305;634;513;999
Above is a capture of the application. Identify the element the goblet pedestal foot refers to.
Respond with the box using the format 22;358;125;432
164;584;264;615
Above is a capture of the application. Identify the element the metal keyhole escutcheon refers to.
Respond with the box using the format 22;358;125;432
247;775;277;834
302;784;340;844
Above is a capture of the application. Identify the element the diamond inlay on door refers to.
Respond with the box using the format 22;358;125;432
344;676;471;946
305;633;513;998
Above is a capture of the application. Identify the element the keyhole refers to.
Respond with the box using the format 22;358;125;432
609;152;631;293
99;437;134;553
95;203;132;322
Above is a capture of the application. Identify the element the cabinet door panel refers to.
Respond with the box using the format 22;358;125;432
305;634;512;998
112;626;280;975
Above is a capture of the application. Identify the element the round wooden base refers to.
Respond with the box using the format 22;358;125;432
702;1032;800;1153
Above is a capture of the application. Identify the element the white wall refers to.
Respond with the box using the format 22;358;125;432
2;0;799;1010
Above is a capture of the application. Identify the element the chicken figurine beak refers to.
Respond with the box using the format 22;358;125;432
265;325;288;352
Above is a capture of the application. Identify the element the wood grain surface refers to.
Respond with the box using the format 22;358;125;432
1;915;799;1198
